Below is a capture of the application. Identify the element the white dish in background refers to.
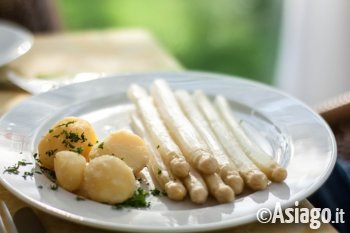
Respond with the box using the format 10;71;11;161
0;72;337;232
0;20;33;67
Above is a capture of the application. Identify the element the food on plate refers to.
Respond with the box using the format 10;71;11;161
131;113;210;204
54;151;86;192
175;90;244;194
128;84;190;178
193;90;268;190
83;155;135;204
214;95;287;183
181;167;208;204
89;130;149;174
38;116;97;169
151;79;219;175
35;79;288;207
202;173;234;203
130;114;187;201
39;119;148;205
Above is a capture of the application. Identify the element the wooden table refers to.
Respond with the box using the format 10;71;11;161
0;29;337;233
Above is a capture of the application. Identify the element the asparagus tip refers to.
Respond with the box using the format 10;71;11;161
165;181;187;201
214;185;235;203
170;157;190;178
246;170;268;191
189;186;208;204
197;155;219;175
270;166;288;183
223;173;245;195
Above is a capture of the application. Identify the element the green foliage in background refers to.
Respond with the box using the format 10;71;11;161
58;0;281;84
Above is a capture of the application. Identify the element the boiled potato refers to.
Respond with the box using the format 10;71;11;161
83;155;135;204
54;151;86;192
89;130;149;174
38;116;97;169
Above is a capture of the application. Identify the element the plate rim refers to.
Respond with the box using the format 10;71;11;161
0;20;33;67
0;71;337;232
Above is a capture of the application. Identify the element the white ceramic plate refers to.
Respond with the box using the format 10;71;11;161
0;20;33;67
0;72;336;232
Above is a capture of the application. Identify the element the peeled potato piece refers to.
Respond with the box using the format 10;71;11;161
83;155;135;204
54;151;86;192
38;116;97;169
89;130;149;174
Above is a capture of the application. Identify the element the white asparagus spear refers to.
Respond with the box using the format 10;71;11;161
194;90;268;190
214;95;287;182
151;79;218;174
182;167;209;204
202;173;234;203
175;90;244;194
131;113;208;204
128;84;190;178
130;114;187;201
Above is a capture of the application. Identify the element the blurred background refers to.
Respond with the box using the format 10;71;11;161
58;0;281;85
0;2;349;232
1;0;350;106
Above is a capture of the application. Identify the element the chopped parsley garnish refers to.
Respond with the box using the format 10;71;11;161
22;171;34;179
3;165;20;175
80;133;87;142
76;196;85;201
18;161;32;166
156;145;160;149
48;129;53;133
150;188;161;196
39;166;56;181
62;139;75;148
38;185;43;189
33;153;38;159
53;130;88;151
45;149;57;157
88;142;93;147
50;184;58;190
3;160;32;175
67;132;80;142
113;188;150;209
98;142;104;149
71;147;83;154
157;168;162;175
55;121;76;128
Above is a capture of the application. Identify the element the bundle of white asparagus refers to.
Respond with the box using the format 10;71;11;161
127;79;287;204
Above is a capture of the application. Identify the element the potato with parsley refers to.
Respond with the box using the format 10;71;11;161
54;151;86;192
38;117;97;169
83;155;135;204
89;130;149;174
